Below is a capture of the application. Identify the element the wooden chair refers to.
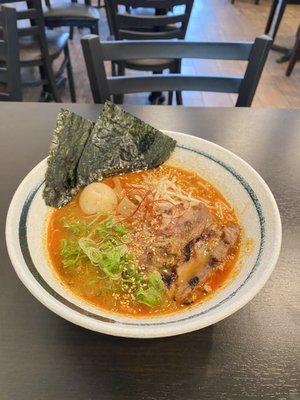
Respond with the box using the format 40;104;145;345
0;5;22;101
81;35;272;106
44;0;100;40
0;0;76;102
105;0;194;104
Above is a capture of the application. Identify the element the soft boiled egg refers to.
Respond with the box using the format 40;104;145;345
79;182;117;215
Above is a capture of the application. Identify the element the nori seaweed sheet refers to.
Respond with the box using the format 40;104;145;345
76;102;176;188
43;102;176;208
43;109;94;208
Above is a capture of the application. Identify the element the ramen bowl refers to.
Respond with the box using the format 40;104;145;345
5;131;281;338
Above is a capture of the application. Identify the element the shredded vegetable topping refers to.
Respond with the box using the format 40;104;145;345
141;175;210;206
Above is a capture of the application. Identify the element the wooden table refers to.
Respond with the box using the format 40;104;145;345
0;103;299;400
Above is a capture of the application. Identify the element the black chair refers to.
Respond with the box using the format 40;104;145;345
105;0;194;105
265;0;300;40
264;0;300;63
81;35;272;106
286;25;300;76
0;5;22;100
0;0;75;102
44;0;100;40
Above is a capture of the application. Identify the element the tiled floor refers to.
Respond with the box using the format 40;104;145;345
23;0;300;107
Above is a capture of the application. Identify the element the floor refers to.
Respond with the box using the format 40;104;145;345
23;0;300;107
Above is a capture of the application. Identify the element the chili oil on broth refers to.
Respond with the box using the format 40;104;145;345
46;164;241;317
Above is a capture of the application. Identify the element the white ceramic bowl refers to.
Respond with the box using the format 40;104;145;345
6;131;281;338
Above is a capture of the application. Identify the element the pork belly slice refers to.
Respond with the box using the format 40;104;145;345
174;223;240;304
138;203;213;272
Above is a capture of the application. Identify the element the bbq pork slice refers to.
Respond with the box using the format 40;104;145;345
174;223;240;303
137;203;213;272
163;203;214;255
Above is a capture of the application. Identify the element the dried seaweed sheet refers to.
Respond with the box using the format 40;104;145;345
76;102;176;188
43;109;94;208
44;102;176;208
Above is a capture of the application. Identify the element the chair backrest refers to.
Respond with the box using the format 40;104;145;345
0;5;22;101
44;0;92;7
0;0;47;37
106;0;194;40
81;35;272;106
1;0;56;86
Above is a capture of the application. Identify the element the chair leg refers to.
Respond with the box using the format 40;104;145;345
38;65;50;101
111;61;117;76
113;62;124;104
273;1;287;41
168;64;176;105
64;45;76;102
91;21;99;35
176;91;183;105
174;59;183;105
286;27;300;76
149;70;165;104
265;0;277;35
48;71;62;103
268;0;287;41
69;26;74;40
104;0;114;35
39;64;61;103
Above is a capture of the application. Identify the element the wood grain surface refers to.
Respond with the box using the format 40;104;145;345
0;103;299;400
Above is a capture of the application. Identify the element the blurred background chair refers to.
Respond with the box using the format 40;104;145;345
105;0;194;105
286;25;300;76
44;0;100;40
264;0;300;40
264;0;300;62
231;0;260;4
0;5;22;100
81;35;272;106
0;0;75;102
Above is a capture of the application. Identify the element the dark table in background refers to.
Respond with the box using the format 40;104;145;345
0;103;299;400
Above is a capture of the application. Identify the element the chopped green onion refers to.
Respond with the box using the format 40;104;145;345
59;216;166;307
60;238;86;268
136;271;165;307
113;224;127;236
148;270;165;291
136;287;163;307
